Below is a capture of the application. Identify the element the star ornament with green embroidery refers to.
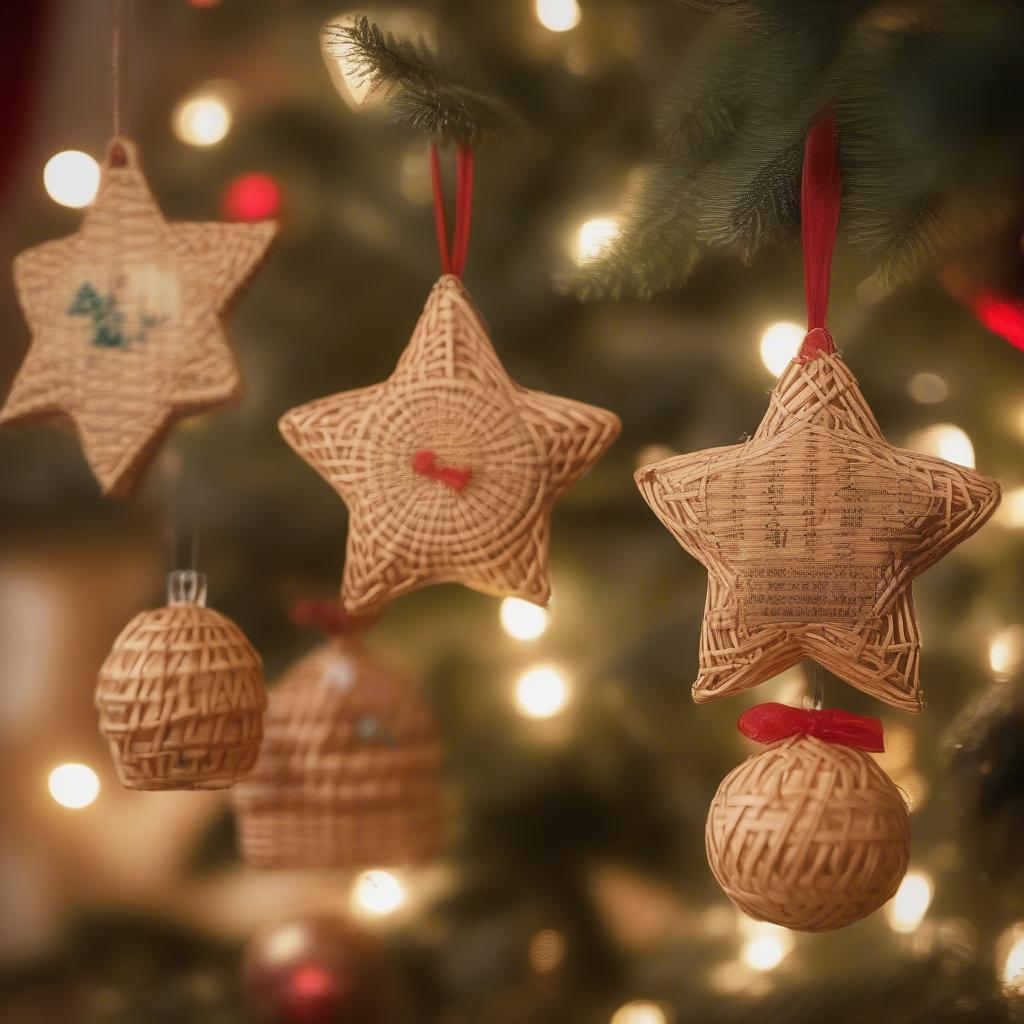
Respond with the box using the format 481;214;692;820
636;350;1000;713
280;274;621;613
0;138;277;498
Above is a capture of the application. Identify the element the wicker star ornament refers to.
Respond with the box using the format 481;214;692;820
0;138;277;498
280;274;620;612
637;350;1000;712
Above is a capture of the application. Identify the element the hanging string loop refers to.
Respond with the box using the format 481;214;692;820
798;107;841;362
429;143;475;278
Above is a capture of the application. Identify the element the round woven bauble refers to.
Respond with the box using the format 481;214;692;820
231;637;444;868
95;603;266;790
706;734;910;932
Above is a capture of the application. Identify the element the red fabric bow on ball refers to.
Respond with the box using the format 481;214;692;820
737;702;885;752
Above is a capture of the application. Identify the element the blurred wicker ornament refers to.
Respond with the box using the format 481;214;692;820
0;138;276;498
241;912;395;1024
231;601;444;868
706;704;910;932
95;570;267;790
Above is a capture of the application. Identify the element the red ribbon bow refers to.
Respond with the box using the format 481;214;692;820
737;702;885;752
412;449;472;492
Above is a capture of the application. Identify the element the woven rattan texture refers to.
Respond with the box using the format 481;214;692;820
231;638;444;868
636;352;1001;712
706;734;910;932
0;138;276;499
96;603;267;790
280;275;620;613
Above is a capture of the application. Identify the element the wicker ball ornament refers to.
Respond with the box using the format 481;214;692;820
95;571;267;790
706;729;910;932
232;622;444;869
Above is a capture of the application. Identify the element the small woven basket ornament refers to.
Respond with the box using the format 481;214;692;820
95;570;267;790
636;110;1000;712
231;601;445;868
706;703;910;932
0;138;276;498
279;146;620;613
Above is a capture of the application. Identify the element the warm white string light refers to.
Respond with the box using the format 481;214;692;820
886;870;933;933
43;151;100;208
500;597;549;641
574;216;620;264
172;87;233;146
514;666;570;719
758;322;804;377
350;869;406;917
535;0;581;33
48;763;100;809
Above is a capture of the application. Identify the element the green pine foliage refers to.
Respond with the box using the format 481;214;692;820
577;0;1024;298
324;16;520;146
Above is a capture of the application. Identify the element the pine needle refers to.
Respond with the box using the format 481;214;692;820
323;17;520;146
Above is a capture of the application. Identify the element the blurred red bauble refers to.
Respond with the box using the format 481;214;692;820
223;172;282;222
187;0;221;7
240;913;394;1024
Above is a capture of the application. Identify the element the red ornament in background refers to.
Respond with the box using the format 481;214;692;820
240;913;396;1024
223;172;282;222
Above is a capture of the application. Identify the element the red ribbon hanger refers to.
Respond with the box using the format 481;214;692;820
430;142;475;278
798;107;841;363
737;701;885;752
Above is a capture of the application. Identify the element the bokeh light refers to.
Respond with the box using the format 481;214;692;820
514;666;570;719
574;216;620;264
350;869;405;917
222;172;282;221
989;624;1024;680
500;597;548;641
535;0;581;33
907;424;975;468
43;150;100;208
906;371;948;404
47;763;100;809
610;1002;666;1024
1002;927;1024;994
529;928;566;975
759;321;804;377
741;933;786;971
997;486;1024;529
886;870;933;933
172;89;232;146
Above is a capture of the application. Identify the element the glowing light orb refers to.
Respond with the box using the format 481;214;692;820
998;487;1024;529
350;869;405;917
907;424;975;469
759;321;804;377
535;0;581;32
741;934;785;971
500;597;548;641
514;666;570;719
172;92;232;147
43;150;100;208
574;217;619;264
886;871;932;933
1004;934;1024;993
48;763;100;809
906;371;948;405
610;1002;666;1024
222;172;281;222
989;625;1024;680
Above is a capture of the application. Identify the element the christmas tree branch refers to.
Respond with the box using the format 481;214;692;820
324;17;520;146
